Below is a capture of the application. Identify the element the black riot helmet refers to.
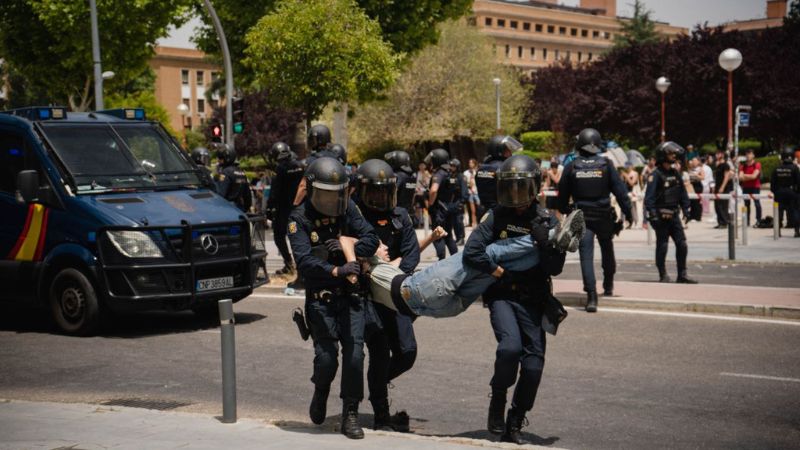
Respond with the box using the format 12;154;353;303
781;146;795;163
356;159;397;212
305;157;349;217
487;135;523;160
496;155;541;208
384;150;412;173
654;141;684;165
330;143;347;164
270;141;293;163
217;144;237;166
307;124;332;151
191;147;210;166
424;148;450;170
575;128;603;156
449;158;461;171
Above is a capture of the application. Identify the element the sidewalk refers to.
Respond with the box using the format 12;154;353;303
0;400;556;450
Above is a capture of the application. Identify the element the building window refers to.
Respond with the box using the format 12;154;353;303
604;31;610;39
559;26;566;35
593;30;600;38
554;49;560;60
530;47;535;60
485;17;492;26
588;53;593;61
547;25;554;33
498;19;505;27
197;98;205;114
578;51;583;62
181;70;189;85
523;22;530;31
518;46;523;58
467;16;476;26
504;44;510;58
535;24;543;32
182;98;190;108
566;51;571;61
581;29;588;37
196;70;204;86
510;20;518;29
542;48;548;60
571;28;578;36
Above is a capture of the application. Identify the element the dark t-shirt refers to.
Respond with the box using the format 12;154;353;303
714;162;732;193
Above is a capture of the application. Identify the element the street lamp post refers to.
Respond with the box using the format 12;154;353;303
655;77;671;142
493;78;501;133
718;48;743;260
89;0;104;110
177;103;190;149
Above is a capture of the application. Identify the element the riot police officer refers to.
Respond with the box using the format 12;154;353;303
355;159;421;432
385;150;417;214
448;158;468;245
287;157;379;439
305;124;347;165
644;142;698;283
191;146;216;192
464;155;566;445
267;142;305;275
771;147;800;238
557;128;632;312
216;145;252;212
426;148;458;259
476;135;523;211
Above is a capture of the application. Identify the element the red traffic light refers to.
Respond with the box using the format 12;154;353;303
212;125;222;137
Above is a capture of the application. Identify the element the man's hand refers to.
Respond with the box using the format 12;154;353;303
491;266;505;279
375;244;390;262
334;261;361;278
325;239;342;254
431;226;447;241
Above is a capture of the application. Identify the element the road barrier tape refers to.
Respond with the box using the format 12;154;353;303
538;191;773;201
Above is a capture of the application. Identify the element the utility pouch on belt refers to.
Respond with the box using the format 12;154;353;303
541;279;567;336
658;209;675;221
292;308;311;341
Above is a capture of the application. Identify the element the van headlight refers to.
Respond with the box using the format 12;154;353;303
107;231;164;258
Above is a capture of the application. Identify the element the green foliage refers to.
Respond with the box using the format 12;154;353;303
0;0;192;111
519;131;556;153
105;90;176;136
756;155;780;182
349;20;527;160
184;129;207;151
244;0;399;124
516;149;550;162
613;0;660;49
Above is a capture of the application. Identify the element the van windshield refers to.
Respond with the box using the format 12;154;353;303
39;122;202;193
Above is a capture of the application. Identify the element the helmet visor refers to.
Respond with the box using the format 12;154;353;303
310;181;350;217
501;136;524;152
496;173;536;208
359;181;397;212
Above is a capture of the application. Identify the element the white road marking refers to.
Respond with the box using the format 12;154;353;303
720;372;800;383
249;293;303;300
571;307;800;326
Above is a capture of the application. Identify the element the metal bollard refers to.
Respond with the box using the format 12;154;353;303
741;205;748;246
727;222;736;260
218;299;237;423
773;201;780;240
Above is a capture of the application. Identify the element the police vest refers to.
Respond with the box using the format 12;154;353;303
396;171;416;210
306;212;346;265
773;164;797;191
365;207;404;260
476;159;503;208
655;168;682;209
571;157;610;201
492;208;534;241
430;168;454;209
447;174;462;203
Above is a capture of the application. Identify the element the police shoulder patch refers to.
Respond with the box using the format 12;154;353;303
288;222;297;234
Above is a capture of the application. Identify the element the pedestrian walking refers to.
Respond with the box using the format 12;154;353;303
464;158;480;227
688;155;705;222
713;149;733;228
739;149;762;226
543;157;561;218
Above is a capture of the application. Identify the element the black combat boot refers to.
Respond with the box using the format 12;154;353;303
586;291;598;313
372;399;391;430
487;389;506;434
602;277;613;296
288;275;305;291
500;408;528;445
341;400;365;439
275;263;295;276
658;270;671;283
309;386;329;425
676;273;698;284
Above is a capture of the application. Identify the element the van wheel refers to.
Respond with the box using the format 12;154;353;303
50;268;101;336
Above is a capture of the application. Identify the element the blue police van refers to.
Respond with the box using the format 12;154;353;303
0;106;267;335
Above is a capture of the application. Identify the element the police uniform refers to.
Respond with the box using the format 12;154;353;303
771;159;800;237
218;163;251;212
360;205;420;426
476;157;504;211
287;198;379;405
644;166;692;280
395;170;417;214
268;157;305;267
429;166;458;259
463;204;565;426
448;170;468;243
197;166;217;193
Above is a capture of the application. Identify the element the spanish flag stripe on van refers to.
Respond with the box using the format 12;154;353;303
8;204;48;262
33;208;50;261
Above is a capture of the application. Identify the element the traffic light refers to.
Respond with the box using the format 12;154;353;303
232;97;244;134
211;121;223;143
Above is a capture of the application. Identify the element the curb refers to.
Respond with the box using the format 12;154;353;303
251;285;800;320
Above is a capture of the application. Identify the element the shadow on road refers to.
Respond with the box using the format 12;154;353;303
440;429;560;446
0;304;265;338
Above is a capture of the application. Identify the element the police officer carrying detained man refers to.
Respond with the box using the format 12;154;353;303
464;155;568;445
644;142;698;284
354;159;421;432
216;144;251;212
426;148;459;259
287;156;380;439
267;142;304;276
558;128;632;313
771;146;800;238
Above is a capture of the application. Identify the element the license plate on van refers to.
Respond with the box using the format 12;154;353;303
196;276;234;292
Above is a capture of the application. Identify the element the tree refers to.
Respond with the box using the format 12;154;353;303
0;0;191;111
244;0;399;126
105;90;177;136
613;0;660;49
347;20;527;160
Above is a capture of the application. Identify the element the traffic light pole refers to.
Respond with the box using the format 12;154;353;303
204;0;234;149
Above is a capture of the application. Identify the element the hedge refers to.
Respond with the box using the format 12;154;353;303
520;131;555;153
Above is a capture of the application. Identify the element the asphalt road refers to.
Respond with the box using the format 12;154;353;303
1;295;799;449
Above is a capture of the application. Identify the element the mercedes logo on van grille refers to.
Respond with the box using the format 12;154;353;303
200;234;219;255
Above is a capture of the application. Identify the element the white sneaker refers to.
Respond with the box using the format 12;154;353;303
552;210;585;253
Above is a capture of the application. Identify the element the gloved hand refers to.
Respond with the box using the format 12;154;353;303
265;208;276;221
325;239;342;254
683;211;691;224
336;261;361;278
530;218;550;246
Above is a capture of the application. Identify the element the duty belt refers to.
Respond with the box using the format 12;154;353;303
311;287;345;302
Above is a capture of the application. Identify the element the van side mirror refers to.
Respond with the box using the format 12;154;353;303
17;170;39;203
